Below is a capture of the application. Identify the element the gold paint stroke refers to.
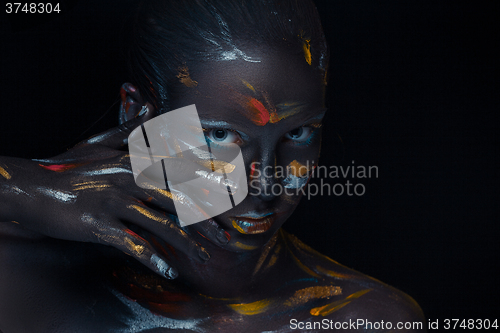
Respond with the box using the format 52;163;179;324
303;39;312;65
234;242;258;251
0;165;11;180
310;289;372;317
177;66;198;88
73;181;111;191
240;79;256;93
253;234;278;276
197;160;236;174
315;265;355;280
281;230;321;278
228;299;272;315
284;285;342;308
128;204;169;225
124;237;145;256
289;160;310;177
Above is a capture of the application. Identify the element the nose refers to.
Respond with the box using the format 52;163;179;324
249;149;278;202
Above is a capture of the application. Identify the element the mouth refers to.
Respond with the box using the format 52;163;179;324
231;212;276;235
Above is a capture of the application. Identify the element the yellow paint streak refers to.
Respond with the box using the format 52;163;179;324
0;165;11;180
232;220;247;234
240;79;256;93
281;229;321;277
234;242;258;251
303;38;312;65
310;301;351;316
177;66;198;87
139;183;177;201
315;265;355;280
289;160;310;177
228;299;272;315
73;181;112;191
264;243;281;271
253;234;278;276
284;286;342;307
128;204;168;225
310;289;372;317
124;237;145;255
197;160;236;174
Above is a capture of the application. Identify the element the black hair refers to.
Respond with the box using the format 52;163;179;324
128;0;328;114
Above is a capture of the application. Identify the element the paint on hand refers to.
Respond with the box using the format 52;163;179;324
0;165;12;180
72;181;112;191
151;254;177;279
82;167;133;176
36;187;77;203
309;289;372;316
38;163;84;172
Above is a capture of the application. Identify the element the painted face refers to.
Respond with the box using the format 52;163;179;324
169;48;327;251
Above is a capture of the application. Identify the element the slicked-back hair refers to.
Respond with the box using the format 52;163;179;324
128;0;328;114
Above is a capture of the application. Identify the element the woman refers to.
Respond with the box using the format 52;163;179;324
0;0;425;331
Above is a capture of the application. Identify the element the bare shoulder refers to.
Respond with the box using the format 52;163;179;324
282;231;426;332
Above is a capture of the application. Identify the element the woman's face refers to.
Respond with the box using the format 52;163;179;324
169;48;327;251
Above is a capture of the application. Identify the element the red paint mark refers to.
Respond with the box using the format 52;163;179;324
124;229;148;243
196;230;210;241
39;163;81;172
120;87;127;111
250;162;257;178
249;98;270;126
201;188;210;196
224;231;231;242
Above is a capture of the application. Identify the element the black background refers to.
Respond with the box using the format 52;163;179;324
1;0;498;324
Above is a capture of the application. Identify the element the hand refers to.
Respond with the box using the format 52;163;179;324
1;107;230;279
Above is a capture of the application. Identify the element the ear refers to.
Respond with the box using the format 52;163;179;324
119;83;155;124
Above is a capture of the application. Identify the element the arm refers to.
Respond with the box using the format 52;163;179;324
0;110;230;279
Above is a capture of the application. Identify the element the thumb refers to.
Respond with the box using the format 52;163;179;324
80;104;155;149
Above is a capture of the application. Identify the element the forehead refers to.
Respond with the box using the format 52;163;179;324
170;50;326;123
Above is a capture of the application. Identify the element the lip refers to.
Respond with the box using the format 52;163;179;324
231;212;277;235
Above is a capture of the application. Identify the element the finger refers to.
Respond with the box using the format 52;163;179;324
95;223;178;279
78;104;155;149
190;218;230;246
123;203;211;263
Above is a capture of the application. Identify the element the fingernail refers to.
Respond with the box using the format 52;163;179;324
198;247;210;261
216;229;230;245
167;267;178;279
137;105;148;117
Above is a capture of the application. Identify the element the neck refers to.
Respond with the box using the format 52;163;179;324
170;232;282;299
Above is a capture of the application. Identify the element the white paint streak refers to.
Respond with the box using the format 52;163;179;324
282;174;309;189
1;185;31;197
110;290;206;333
82;168;133;176
151;254;173;278
36;187;77;203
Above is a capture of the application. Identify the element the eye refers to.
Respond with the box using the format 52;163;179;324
284;126;312;142
205;129;241;145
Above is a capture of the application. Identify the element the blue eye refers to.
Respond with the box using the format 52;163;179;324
206;129;241;145
285;126;312;142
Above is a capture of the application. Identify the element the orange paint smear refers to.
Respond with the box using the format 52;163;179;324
39;163;83;172
249;98;270;126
